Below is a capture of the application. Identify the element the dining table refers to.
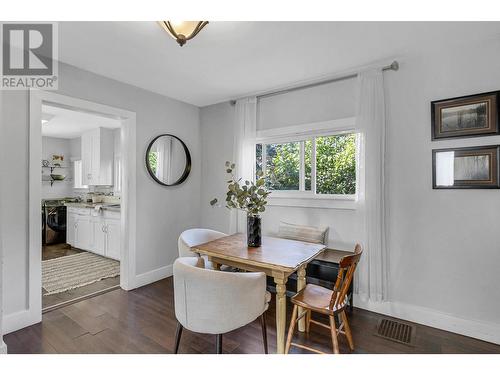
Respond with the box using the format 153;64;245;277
192;233;326;354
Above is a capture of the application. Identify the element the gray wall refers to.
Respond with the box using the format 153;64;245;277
41;136;75;199
384;39;500;325
200;38;500;339
200;102;237;232
70;137;81;159
0;62;201;320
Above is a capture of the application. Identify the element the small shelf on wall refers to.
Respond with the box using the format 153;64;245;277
42;176;68;186
42;165;69;173
41;165;71;187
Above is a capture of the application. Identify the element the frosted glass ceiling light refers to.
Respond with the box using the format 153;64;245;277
159;21;209;46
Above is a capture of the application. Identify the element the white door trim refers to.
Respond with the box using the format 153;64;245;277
0;87;6;353
25;90;137;330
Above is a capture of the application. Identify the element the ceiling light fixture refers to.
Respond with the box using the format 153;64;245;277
159;21;209;47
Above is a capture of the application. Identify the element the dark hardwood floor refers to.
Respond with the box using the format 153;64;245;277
42;242;84;261
5;277;500;354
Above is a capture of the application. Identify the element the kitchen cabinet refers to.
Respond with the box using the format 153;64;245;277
66;207;120;261
81;127;114;186
67;211;75;246
105;218;121;260
91;215;106;256
74;213;92;251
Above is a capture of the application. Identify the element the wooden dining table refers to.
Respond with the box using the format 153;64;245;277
192;233;326;354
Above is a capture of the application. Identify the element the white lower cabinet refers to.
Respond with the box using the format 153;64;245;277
67;212;75;246
91;216;106;256
67;207;120;261
105;218;121;260
74;214;92;251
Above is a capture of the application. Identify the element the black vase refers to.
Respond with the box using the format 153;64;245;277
247;215;262;247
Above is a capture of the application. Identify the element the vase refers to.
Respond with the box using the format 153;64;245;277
247;215;262;247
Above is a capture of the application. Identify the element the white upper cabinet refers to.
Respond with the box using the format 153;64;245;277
81;131;92;185
81;127;114;186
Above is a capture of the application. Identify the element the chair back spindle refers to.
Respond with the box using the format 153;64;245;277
329;244;363;310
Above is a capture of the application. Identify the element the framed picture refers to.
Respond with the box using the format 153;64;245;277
432;145;500;189
431;91;500;140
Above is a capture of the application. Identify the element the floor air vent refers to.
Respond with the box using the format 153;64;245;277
375;318;416;346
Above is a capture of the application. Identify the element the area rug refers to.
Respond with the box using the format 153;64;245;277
42;252;120;295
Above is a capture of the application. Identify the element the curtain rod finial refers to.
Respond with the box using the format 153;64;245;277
390;61;399;71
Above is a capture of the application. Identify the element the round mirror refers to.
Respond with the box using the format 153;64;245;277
146;134;191;186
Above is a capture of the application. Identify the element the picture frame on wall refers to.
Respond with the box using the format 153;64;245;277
431;91;500;140
432;145;500;189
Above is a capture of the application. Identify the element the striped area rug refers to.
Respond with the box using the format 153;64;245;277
42;252;120;295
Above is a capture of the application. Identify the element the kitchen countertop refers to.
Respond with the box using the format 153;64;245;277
65;202;121;212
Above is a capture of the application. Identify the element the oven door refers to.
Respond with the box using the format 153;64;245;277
45;205;67;244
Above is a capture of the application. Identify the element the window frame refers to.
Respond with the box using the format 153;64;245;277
255;117;360;210
113;154;122;196
73;159;89;190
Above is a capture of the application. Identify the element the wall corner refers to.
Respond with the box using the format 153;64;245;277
0;340;7;354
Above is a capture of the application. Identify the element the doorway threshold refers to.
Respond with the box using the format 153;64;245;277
42;284;120;314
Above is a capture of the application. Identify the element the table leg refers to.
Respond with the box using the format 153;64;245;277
212;261;221;271
274;275;287;354
297;265;307;332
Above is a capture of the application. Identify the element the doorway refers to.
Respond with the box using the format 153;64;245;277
29;91;136;320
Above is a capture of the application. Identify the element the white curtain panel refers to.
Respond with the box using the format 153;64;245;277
230;97;257;234
355;68;388;303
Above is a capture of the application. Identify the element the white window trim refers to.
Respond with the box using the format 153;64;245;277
114;154;122;196
72;158;89;190
257;117;360;210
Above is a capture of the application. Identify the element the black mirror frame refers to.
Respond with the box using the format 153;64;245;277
145;134;192;187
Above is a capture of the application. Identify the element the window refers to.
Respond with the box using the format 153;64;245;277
148;151;159;176
114;155;122;195
73;160;88;189
256;131;358;199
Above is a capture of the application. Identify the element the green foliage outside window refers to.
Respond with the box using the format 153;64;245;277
266;142;300;190
315;134;356;195
148;151;158;175
256;133;356;195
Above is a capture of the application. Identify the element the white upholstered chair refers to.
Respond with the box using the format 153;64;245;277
178;228;227;269
173;257;271;354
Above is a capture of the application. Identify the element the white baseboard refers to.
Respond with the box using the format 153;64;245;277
132;264;173;289
2;308;41;335
354;294;500;345
0;340;7;354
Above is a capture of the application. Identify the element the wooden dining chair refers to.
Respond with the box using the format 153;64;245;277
285;244;362;354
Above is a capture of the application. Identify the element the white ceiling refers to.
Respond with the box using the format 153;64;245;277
57;22;500;107
42;104;121;138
